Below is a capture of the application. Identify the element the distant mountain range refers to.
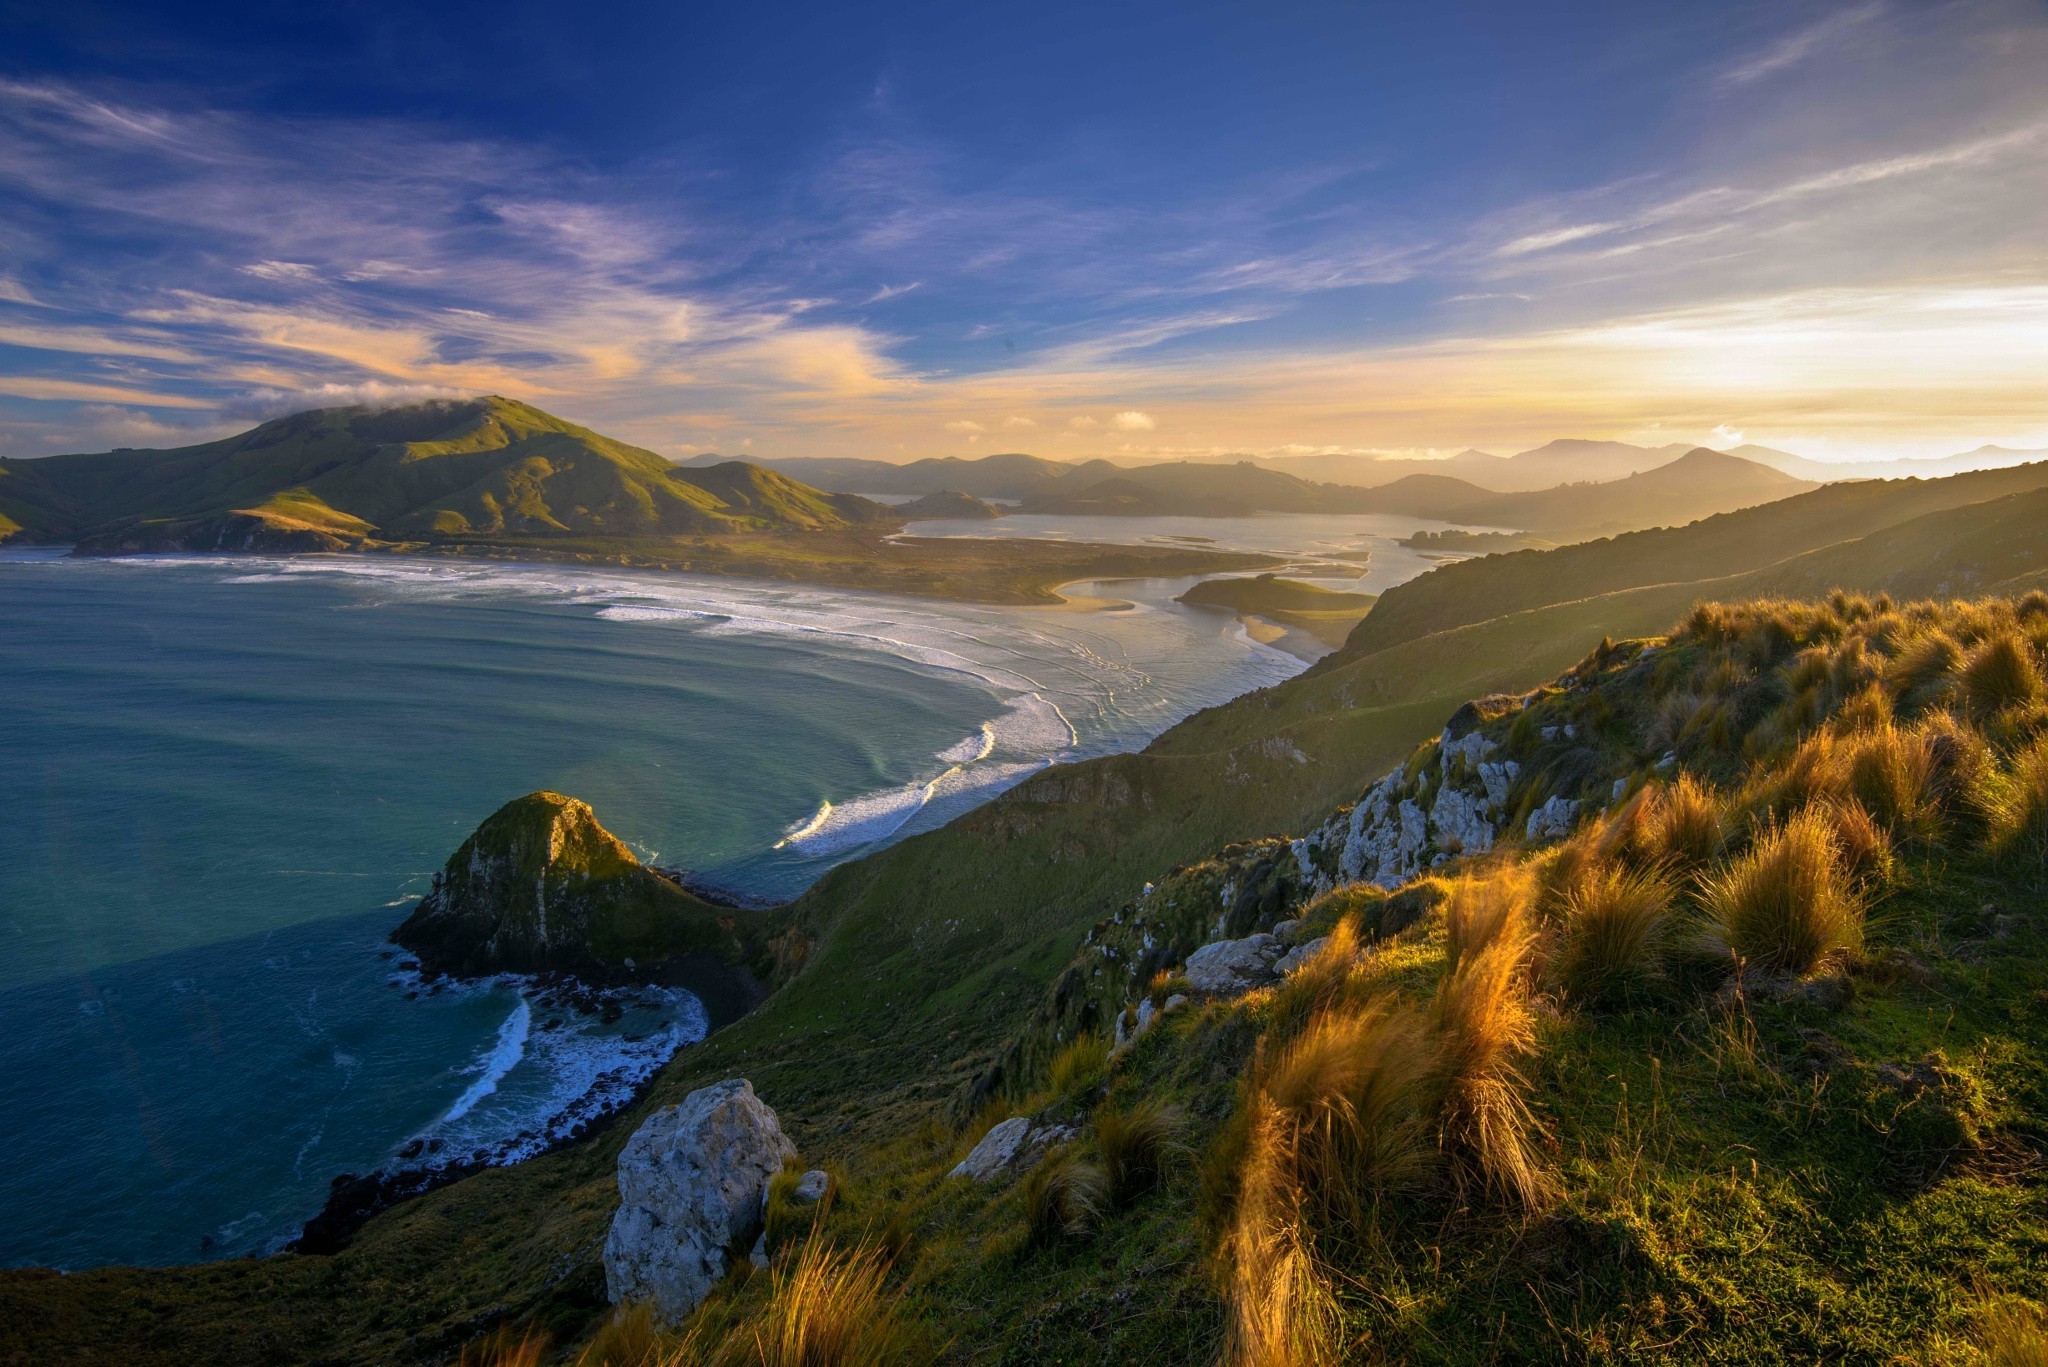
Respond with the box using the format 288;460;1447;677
733;438;2048;499
0;397;888;553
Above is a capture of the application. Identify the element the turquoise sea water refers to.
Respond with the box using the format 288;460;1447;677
0;547;1326;1269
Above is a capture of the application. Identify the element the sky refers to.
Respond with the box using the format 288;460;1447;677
0;0;2044;464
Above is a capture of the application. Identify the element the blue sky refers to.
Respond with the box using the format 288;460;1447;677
1;0;2044;461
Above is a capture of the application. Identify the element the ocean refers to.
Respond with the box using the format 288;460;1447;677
0;520;1452;1268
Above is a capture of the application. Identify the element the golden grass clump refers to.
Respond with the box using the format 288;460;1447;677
1430;898;1553;1214
1887;629;1963;708
1445;865;1536;973
2001;735;2048;863
1629;774;1725;873
1221;1097;1345;1367
2019;589;2048;624
1821;798;1896;887
1960;632;2044;715
463;1329;548;1367
1042;1031;1107;1100
1019;1148;1107;1246
1096;1098;1179;1206
1267;915;1365;1036
1840;722;1941;843
688;1236;932;1367
1255;1000;1438;1225
1918;709;2000;843
1978;1300;2048;1367
1550;863;1676;1008
1700;806;1865;975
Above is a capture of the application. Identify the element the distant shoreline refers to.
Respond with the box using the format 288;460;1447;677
34;529;1282;607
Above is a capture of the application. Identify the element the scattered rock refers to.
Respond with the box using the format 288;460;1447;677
950;1117;1034;1181
1274;937;1329;977
791;1169;830;1203
1184;933;1281;996
604;1079;797;1322
1525;795;1580;842
1272;918;1303;943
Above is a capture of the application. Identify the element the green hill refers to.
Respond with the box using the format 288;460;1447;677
1346;461;2048;659
12;461;2048;1364
0;396;888;552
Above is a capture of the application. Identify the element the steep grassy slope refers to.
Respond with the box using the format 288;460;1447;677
0;397;886;550
10;466;2048;1364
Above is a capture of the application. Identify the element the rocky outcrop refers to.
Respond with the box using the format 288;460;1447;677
604;1080;797;1321
394;791;746;983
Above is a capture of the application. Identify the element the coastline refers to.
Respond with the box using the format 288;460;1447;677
34;527;1283;607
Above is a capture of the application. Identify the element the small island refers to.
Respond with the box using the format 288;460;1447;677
1175;572;1378;649
1399;528;1549;555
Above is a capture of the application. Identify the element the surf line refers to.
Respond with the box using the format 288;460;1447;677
440;997;532;1123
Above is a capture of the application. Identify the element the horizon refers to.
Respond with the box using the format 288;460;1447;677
2;1;2045;464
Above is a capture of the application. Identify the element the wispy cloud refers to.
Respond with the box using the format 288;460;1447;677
1719;3;1886;86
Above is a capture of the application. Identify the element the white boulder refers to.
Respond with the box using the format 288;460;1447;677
604;1079;797;1322
950;1116;1033;1181
1184;933;1282;996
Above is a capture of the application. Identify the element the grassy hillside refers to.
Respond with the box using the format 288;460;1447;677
1347;463;2048;659
10;463;2048;1364
0;397;887;550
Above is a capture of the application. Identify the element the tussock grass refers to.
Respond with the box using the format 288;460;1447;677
1096;1099;1179;1206
1430;898;1553;1213
1981;1301;2048;1367
463;1329;548;1367
1266;915;1364;1036
1221;1098;1345;1367
1888;629;1963;709
1551;863;1676;1008
1043;1032;1107;1101
1700;806;1865;975
1628;773;1725;872
1961;632;2045;715
1020;1149;1107;1246
1444;866;1535;973
2001;736;2048;863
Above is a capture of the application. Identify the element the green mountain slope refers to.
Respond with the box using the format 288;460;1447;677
0;397;887;551
1347;460;2048;658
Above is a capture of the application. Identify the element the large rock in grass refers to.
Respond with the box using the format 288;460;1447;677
604;1080;797;1321
1184;932;1282;996
394;791;737;979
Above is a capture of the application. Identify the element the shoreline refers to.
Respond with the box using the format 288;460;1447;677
18;527;1282;607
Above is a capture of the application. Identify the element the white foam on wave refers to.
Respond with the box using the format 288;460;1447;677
422;982;710;1167
776;758;1044;857
938;722;996;764
440;997;530;1123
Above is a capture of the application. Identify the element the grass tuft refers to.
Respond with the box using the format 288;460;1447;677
1961;632;2045;715
1019;1149;1107;1247
1700;806;1865;975
1096;1098;1180;1207
1430;897;1553;1213
1979;1300;2048;1367
1551;862;1676;1008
